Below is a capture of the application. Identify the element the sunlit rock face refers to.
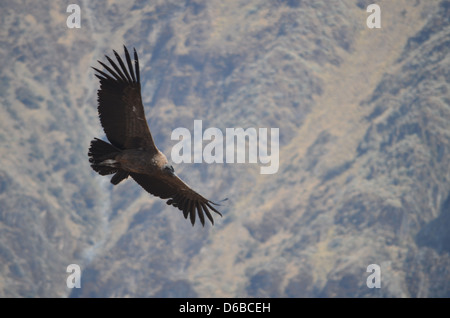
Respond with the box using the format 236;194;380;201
0;0;449;297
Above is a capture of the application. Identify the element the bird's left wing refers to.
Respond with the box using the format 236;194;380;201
92;46;157;151
130;173;223;226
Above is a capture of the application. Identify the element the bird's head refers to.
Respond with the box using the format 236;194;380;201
163;164;175;176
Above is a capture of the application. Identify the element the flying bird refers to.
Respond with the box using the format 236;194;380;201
88;46;223;226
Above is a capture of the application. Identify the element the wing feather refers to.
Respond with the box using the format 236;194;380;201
92;67;114;81
124;45;136;82
97;60;123;82
134;48;140;84
196;201;205;226
113;50;132;82
203;204;214;225
105;55;128;82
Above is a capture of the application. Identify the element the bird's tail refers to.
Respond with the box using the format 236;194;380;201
88;138;129;185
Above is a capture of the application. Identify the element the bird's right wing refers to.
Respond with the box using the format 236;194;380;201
130;172;223;226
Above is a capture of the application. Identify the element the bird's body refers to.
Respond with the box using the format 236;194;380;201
115;149;168;174
88;46;223;226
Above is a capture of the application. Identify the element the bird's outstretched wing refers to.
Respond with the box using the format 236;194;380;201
92;46;157;151
130;173;223;226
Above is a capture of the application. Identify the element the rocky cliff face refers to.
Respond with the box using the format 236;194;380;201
0;0;449;297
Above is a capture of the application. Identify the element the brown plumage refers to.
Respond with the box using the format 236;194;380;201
88;46;222;226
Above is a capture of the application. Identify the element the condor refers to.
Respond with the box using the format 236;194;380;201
88;46;223;226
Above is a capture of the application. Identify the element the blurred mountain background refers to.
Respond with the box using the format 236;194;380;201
0;0;449;297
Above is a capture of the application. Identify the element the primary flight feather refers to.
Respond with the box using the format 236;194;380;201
88;46;222;226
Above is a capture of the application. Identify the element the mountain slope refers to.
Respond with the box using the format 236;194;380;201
0;0;449;297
